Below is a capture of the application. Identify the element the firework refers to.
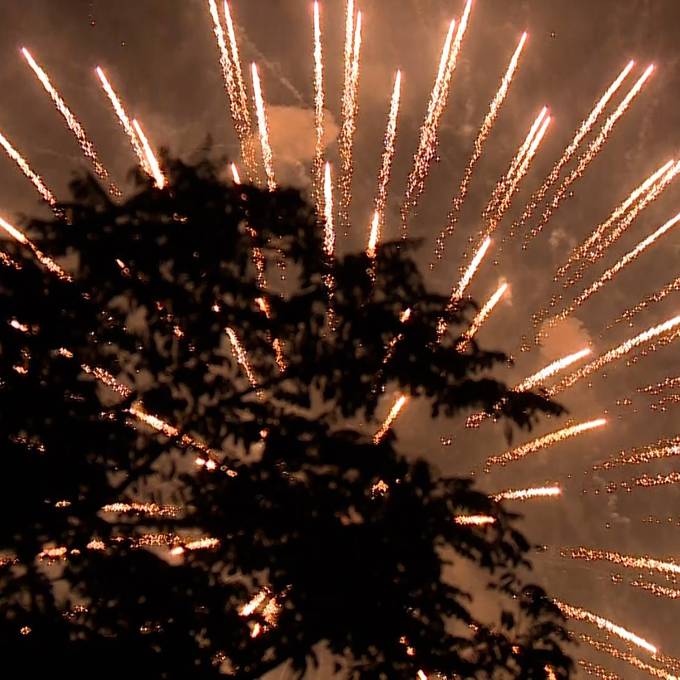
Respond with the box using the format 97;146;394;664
373;394;408;444
631;579;680;601
81;364;132;398
551;315;680;395
0;215;71;281
493;485;561;502
432;32;527;265
95;66;151;176
484;418;606;470
132;120;166;189
401;0;473;233
312;1;325;215
578;660;622;680
564;547;680;578
371;70;402;237
609;276;680;329
450;236;492;304
251;63;276;191
593;436;680;471
515;61;634;235
515;348;592;392
457;281;509;351
556;159;675;283
367;210;380;262
525;64;654;244
226;326;259;389
545;667;557;680
555;600;657;655
21;48;117;193
0;130;57;208
101;502;180;518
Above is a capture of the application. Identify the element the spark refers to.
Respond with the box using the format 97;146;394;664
578;660;622;680
484;418;606;470
239;589;269;617
373;394;408;444
432;32;527;264
207;0;255;180
371;70;402;238
0;130;57;207
630;579;680;601
82;364;132;398
454;515;496;526
515;61;634;235
493;485;561;502
555;600;657;655
457;281;509;351
558;159;677;285
564;547;680;578
230;162;241;184
323;162;336;258
609;276;680;329
337;9;363;235
580;634;678;680
251;63;276;191
593;436;680;471
545;667;557;680
132;120;166;189
0;215;71;281
401;0;473;234
101;502;180;518
367;210;380;261
21;48;116;192
525;64;655;244
95;66;151;177
514;348;592;393
226;326;259;389
312;1;325;216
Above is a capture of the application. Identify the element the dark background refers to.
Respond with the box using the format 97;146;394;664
2;2;680;676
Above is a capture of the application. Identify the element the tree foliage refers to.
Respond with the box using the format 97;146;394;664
0;155;571;678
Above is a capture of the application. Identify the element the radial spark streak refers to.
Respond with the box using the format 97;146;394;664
401;0;473;233
516;61;634;234
493;486;561;502
433;32;527;264
484;418;606;470
525;64;655;244
565;547;680;578
515;348;592;392
555;600;657;655
371;70;402;236
95;66;151;177
552;315;680;395
337;9;363;235
0;131;57;207
132;120;166;189
457;281;508;351
312;1;325;216
609;276;680;329
593;436;680;471
454;515;496;526
373;394;408;444
548;212;680;328
251;63;276;191
21;48;115;191
226;327;258;389
556;159;675;283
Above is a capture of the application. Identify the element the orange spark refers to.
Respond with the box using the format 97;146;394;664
132;119;166;189
493;486;561;502
454;515;496;526
226;326;259;389
251;63;276;191
312;1;325;216
373;394;408;444
457;281;509;351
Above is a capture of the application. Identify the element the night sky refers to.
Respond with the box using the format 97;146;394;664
2;1;680;677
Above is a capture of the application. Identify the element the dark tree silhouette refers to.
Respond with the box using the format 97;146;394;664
0;155;572;678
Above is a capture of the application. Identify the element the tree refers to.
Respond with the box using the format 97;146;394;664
0;154;572;678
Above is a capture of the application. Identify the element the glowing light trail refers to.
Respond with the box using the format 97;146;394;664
454;515;496;526
564;546;680;578
251;63;276;191
226;326;259;389
493;485;561;502
457;281;508;351
132;120;166;189
312;1;325;215
484;418;606;470
373;394;408;444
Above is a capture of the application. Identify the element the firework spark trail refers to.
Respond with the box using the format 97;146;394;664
557;160;675;283
484;418;606;470
101;502;180;518
609;276;680;330
593;436;680;471
337;10;363;236
432;32;527;265
21;48;117;194
545;666;558;680
82;364;132;398
373;394;408;444
484;106;548;221
579;634;678;680
95;67;151;177
551;315;680;395
251;64;276;191
322;162;337;328
609;471;680;493
514;61;635;235
457;281;509;351
366;210;380;263
454;515;496;526
207;0;255;180
223;0;256;175
132;120;166;190
631;579;680;601
371;70;402;235
401;0;473;234
578;660;622;680
555;600;657;655
341;0;355;137
564;547;680;578
524;64;655;245
0;131;58;208
0;216;71;281
312;1;325;217
226;327;259;390
546;212;680;329
493;485;561;502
